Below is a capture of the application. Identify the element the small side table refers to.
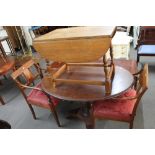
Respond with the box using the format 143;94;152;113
106;32;133;59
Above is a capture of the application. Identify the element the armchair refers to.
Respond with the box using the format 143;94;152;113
93;64;148;129
11;59;61;127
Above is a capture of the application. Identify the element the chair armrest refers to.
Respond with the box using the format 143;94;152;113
111;95;138;100
20;84;43;92
20;84;53;102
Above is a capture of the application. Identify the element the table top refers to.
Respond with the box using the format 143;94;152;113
0;58;15;75
34;26;116;42
41;66;134;102
33;26;116;63
109;59;139;74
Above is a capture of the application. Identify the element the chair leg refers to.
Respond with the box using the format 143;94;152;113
137;55;140;63
129;121;134;129
50;107;61;127
3;75;7;80
0;96;5;105
28;104;37;119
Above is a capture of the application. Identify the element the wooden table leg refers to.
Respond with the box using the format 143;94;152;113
0;96;5;105
67;102;94;129
84;102;94;129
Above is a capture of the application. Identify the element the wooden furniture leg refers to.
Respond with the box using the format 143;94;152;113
110;44;115;79
103;55;111;94
0;96;5;105
67;102;94;129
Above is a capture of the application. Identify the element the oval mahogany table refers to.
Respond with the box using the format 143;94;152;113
41;66;134;128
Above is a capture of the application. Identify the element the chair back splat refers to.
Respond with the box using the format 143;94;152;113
11;59;42;100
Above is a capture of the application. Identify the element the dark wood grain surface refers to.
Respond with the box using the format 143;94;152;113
41;66;134;102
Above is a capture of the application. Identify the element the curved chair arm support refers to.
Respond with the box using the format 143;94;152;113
111;95;138;101
21;84;43;92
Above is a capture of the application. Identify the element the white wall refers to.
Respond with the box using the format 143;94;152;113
21;26;34;46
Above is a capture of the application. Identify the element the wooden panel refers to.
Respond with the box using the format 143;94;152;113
34;26;116;41
34;37;111;63
138;26;155;45
33;26;116;63
3;26;21;49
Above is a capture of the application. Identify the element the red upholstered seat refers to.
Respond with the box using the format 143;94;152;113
93;89;137;121
27;83;60;109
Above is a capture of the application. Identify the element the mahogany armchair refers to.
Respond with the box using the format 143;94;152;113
93;64;148;129
11;59;61;127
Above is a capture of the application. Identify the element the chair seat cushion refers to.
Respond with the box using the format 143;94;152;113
93;89;137;121
27;83;60;109
138;45;155;55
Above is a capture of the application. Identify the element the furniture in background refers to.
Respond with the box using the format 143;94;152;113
133;26;140;48
93;64;148;129
116;26;131;35
3;26;22;51
0;36;16;58
106;26;133;60
0;56;15;105
0;57;15;81
11;59;61;127
136;26;155;62
111;32;133;59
